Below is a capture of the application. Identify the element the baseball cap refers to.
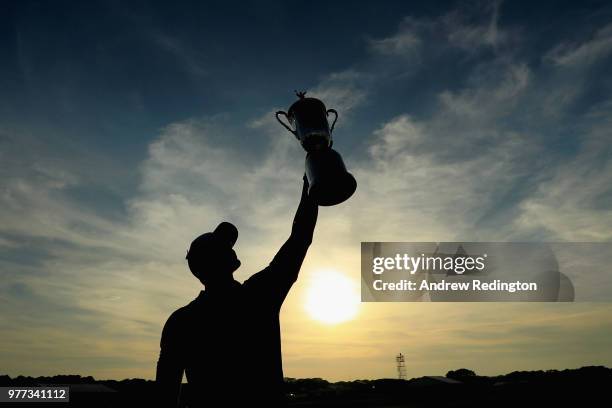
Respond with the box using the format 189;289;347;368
186;222;238;259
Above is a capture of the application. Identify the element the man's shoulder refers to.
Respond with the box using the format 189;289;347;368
167;305;188;321
242;266;274;289
164;297;200;327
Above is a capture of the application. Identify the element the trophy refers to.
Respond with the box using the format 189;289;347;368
275;91;357;206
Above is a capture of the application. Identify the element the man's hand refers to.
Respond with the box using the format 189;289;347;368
301;174;310;200
292;174;318;241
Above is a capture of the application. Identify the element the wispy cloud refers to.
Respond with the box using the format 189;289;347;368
151;32;208;77
546;23;612;67
368;0;510;60
368;20;422;56
445;0;506;50
309;70;369;116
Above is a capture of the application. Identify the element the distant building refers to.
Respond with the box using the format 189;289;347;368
410;376;462;386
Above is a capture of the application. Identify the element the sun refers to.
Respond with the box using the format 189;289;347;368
305;270;360;324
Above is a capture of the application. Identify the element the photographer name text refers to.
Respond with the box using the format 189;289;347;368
372;279;538;292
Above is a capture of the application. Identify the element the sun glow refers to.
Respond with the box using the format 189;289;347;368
305;270;360;324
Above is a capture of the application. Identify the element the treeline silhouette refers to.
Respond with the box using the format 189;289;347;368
1;366;610;407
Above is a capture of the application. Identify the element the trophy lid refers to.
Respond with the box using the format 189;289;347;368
287;91;327;119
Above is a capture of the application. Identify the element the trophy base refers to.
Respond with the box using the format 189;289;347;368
306;149;357;206
309;172;357;206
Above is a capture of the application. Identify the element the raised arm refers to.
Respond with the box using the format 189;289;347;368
271;175;318;279
245;175;318;305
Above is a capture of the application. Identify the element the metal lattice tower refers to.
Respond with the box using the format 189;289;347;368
396;353;406;380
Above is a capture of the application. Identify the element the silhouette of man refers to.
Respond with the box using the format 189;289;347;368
156;176;318;407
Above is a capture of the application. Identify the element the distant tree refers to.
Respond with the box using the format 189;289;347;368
446;368;476;380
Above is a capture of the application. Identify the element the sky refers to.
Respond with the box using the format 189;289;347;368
1;0;612;381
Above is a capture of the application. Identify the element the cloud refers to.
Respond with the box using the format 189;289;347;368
368;19;422;56
127;116;307;266
368;0;509;61
514;100;612;241
444;0;506;50
355;14;611;244
346;64;536;242
438;62;530;119
0;131;126;255
151;32;208;77
308;70;369;116
546;23;612;67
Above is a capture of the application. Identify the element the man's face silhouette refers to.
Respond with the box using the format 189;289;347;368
187;222;240;287
212;245;241;278
188;239;241;287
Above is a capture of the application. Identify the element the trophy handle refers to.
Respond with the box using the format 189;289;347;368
275;111;298;138
327;109;338;134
